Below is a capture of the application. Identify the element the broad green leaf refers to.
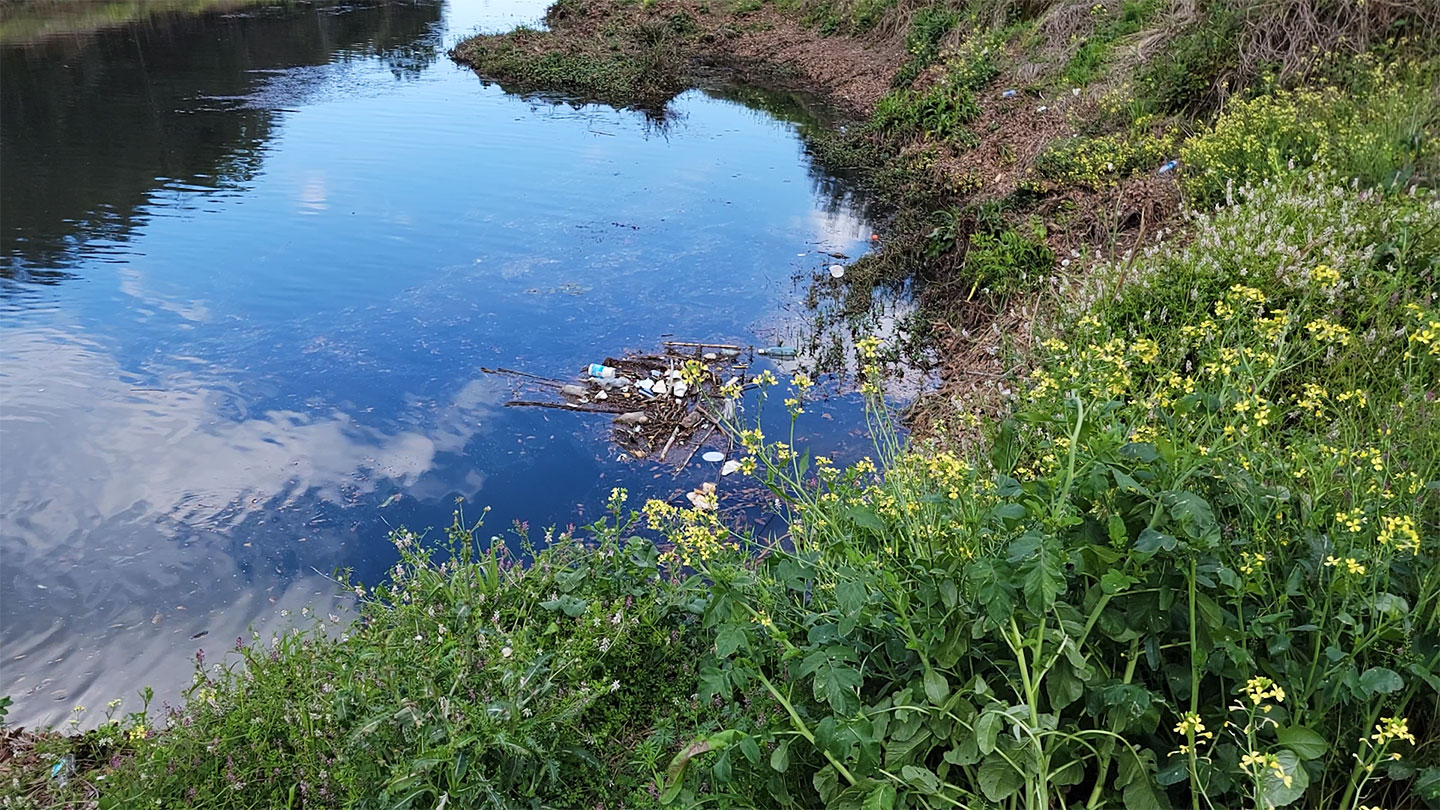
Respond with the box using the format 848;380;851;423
1276;726;1328;760
1135;528;1177;553
978;756;1021;802
901;765;941;793
846;506;886;534
715;625;747;658
991;420;1019;474
1162;491;1218;542
738;735;762;764
1009;531;1064;612
975;711;1002;755
837;579;867;614
862;783;897;810
1045;659;1084;710
814;766;841;805
1113;469;1151;496
770;739;791;773
990;502;1027;521
1359;666;1404;695
923;668;950;705
1259;750;1309;807
1122;773;1172;810
1107;514;1128;544
538;595;587;617
1101;570;1138;594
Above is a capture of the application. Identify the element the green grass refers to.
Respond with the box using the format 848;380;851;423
893;5;961;87
1059;0;1160;88
870;78;981;144
20;506;712;809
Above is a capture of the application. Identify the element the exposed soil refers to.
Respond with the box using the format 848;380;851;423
712;8;906;114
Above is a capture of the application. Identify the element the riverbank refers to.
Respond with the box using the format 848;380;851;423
5;0;1439;807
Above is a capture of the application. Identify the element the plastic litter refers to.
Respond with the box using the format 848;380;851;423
757;346;798;358
1157;160;1179;175
686;482;718;511
829;264;845;279
50;755;75;788
721;459;742;476
1000;89;1019;98
702;451;726;463
486;342;757;467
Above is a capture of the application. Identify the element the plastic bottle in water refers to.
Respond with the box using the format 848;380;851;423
587;364;617;379
757;347;798;358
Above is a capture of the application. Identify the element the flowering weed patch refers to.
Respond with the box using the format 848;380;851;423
661;175;1438;808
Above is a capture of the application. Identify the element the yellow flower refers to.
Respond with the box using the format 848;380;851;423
1377;516;1420;554
1174;711;1211;739
1239;551;1266;576
1240;751;1291;788
1244;676;1285;706
1305;317;1353;346
1337;508;1366;533
1372;716;1416;746
1311;263;1340;286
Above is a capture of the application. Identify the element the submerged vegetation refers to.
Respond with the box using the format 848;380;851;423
5;0;1439;807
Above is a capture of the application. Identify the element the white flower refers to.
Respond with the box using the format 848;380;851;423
501;646;513;658
610;680;621;693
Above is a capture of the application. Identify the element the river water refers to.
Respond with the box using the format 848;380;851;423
0;0;878;728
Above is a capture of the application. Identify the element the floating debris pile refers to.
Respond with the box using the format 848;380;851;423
483;340;776;466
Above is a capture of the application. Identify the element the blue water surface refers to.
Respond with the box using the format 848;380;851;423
0;0;877;726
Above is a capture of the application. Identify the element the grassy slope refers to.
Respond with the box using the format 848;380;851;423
4;1;1439;808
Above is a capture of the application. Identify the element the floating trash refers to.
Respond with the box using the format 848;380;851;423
702;451;725;463
721;459;742;476
829;264;845;279
686;482;718;511
482;340;757;466
757;346;798;358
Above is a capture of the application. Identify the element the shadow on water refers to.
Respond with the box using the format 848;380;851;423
0;0;444;281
